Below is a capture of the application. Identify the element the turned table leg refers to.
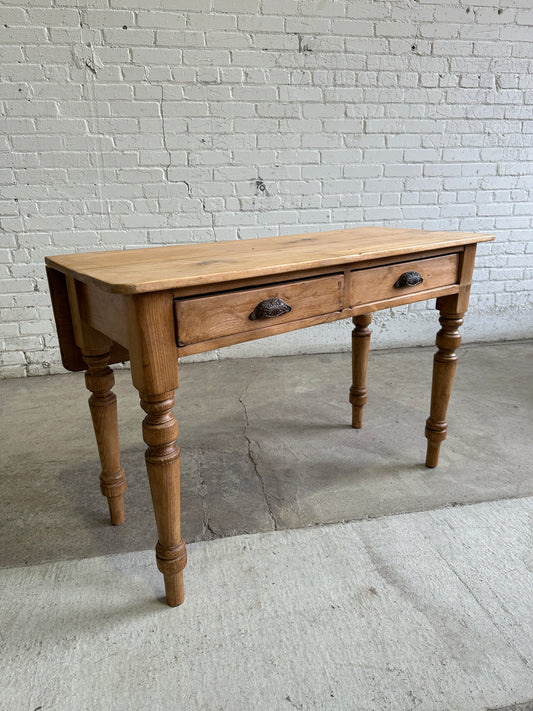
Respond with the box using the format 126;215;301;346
140;390;187;606
425;309;464;468
84;352;127;525
350;314;372;429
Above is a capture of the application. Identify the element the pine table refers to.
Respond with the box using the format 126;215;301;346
46;226;494;606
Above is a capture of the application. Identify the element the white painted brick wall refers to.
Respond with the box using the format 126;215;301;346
1;0;532;377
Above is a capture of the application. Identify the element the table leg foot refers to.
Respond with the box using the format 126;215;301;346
162;571;185;607
350;314;372;429
425;308;464;468
84;352;127;525
425;436;445;468
106;494;125;526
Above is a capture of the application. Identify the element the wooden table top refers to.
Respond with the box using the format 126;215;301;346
45;227;494;294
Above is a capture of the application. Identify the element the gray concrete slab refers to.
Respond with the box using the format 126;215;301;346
1;341;532;567
1;498;532;711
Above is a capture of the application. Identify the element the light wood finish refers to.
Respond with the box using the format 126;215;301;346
169;245;470;300
175;281;462;358
45;227;493;294
62;275;128;525
175;274;344;346
46;266;87;372
46;267;129;372
126;291;186;606
424;245;480;468
81;283;129;349
350;253;459;306
45;227;494;607
173;250;460;357
425;301;464;468
141;390;186;607
455;243;479;313
84;352;127;525
350;314;372;429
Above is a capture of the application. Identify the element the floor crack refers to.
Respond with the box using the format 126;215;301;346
194;460;219;541
238;379;278;531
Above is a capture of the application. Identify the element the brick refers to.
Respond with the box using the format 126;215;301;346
160;0;210;9
252;33;299;51
137;11;186;29
28;8;80;25
156;30;204;47
285;17;331;33
261;0;299;14
1;0;532;377
302;104;346;119
4;101;58;118
211;31;253;48
117;168;165;183
26;46;74;63
36;118;87;134
85;10;135;27
238;16;284;32
0;26;48;44
188;13;236;31
0;7;27;24
331;20;373;36
516;10;533;25
0;48;25;64
433;40;474;56
231;86;277;102
474;41;512;57
183;49;230;66
103;28;155;46
0;169;15;185
214;0;259;11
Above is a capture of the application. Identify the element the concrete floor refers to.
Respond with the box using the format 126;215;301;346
1;340;532;568
1;498;532;711
1;340;532;710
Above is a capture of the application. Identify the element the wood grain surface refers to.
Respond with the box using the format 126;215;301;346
350;253;459;306
45;227;494;294
175;274;344;345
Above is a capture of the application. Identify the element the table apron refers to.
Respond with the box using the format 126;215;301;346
175;282;460;358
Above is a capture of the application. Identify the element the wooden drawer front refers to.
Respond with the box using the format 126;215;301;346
350;253;459;306
175;274;344;346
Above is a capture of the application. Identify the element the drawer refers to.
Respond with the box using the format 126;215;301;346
349;253;460;306
175;273;344;346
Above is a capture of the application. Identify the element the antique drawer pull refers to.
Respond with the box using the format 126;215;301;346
394;270;424;289
249;297;292;321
